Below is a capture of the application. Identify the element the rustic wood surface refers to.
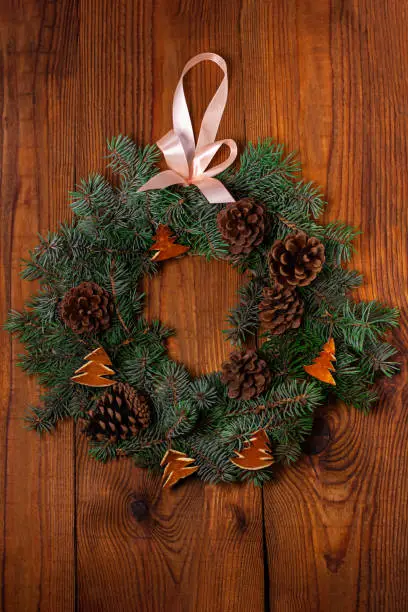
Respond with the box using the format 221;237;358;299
1;0;407;610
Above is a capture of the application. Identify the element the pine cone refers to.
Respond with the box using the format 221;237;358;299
59;281;114;334
83;382;151;443
217;198;267;255
268;231;325;287
221;349;271;400
259;285;304;335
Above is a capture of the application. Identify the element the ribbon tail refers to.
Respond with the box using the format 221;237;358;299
192;176;235;203
137;170;188;193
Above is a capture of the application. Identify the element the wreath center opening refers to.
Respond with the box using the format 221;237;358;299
145;256;246;376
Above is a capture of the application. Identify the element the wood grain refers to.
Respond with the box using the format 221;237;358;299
1;0;407;611
0;1;77;610
258;1;408;611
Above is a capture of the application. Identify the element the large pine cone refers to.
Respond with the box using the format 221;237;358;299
259;285;304;335
221;349;271;400
60;281;114;334
217;198;267;255
83;382;151;443
268;231;325;287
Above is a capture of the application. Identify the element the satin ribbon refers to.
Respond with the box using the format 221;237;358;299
138;52;237;203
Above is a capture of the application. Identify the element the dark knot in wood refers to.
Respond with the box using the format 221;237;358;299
130;498;150;522
302;416;331;456
231;504;248;532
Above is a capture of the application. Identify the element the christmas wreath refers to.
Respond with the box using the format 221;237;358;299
6;53;399;488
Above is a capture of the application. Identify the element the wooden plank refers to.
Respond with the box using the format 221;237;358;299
75;1;265;610
259;1;408;610
0;0;77;610
77;455;264;612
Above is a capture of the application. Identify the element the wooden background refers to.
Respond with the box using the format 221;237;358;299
1;0;407;610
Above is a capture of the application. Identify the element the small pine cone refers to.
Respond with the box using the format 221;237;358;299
59;281;114;334
83;382;151;444
221;349;271;400
259;285;304;335
268;231;325;288
217;198;267;255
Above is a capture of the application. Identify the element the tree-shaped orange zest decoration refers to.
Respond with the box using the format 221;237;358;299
71;347;115;387
160;449;199;488
304;337;336;385
150;224;190;262
230;429;274;471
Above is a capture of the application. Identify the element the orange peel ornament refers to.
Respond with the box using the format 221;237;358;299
231;429;274;471
304;338;336;385
160;449;199;488
71;347;115;387
150;225;190;262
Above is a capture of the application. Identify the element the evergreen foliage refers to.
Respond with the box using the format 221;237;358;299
5;136;399;484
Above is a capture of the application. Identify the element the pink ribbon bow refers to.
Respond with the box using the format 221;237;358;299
138;52;237;203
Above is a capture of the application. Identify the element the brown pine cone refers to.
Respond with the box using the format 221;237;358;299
268;231;325;287
217;198;267;255
59;281;114;334
259;285;304;335
83;382;151;443
221;349;271;400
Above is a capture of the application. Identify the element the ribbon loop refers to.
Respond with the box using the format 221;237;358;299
138;52;237;203
193;139;238;178
157;131;190;180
